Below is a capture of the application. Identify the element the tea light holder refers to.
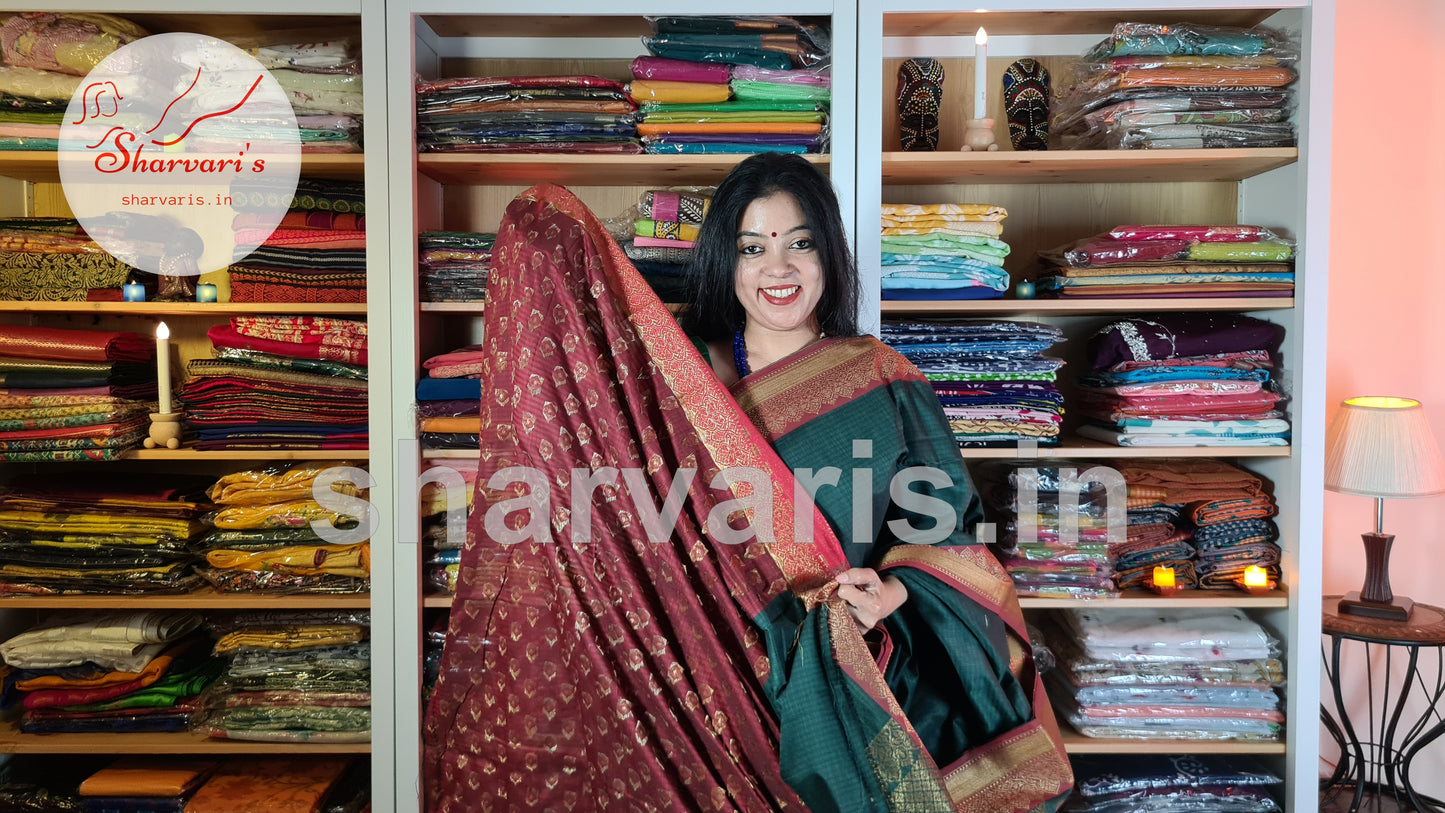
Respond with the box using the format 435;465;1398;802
196;284;218;303
961;118;999;152
1015;279;1036;300
144;411;184;450
1234;566;1277;596
1146;565;1180;597
123;283;146;302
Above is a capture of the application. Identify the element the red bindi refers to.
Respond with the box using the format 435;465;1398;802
771;232;777;237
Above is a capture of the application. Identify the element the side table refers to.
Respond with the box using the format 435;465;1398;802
1320;596;1445;812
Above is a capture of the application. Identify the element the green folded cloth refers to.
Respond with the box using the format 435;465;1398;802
1188;242;1294;262
730;79;831;103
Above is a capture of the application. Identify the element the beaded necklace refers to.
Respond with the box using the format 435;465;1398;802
732;327;751;378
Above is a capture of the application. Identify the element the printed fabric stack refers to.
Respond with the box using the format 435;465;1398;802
0;12;146;151
1043;608;1285;742
245;39;363;153
1035;224;1294;299
195;462;371;594
0;218;135;301
0;324;156;462
0;473;212;595
881;319;1065;447
415;75;640;154
417;345;486;450
630;17;831;155
229;178;368;303
974;461;1118;599
204;611;371;744
1114;459;1281;590
1052;21;1298;149
420;231;493;303
180;316;368;450
880;204;1010;300
620;188;712;302
1065;755;1283;812
421;458;475;597
1077;313;1289;447
0;611;223;734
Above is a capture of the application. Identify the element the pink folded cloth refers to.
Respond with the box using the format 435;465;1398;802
631;56;730;84
632;236;695;249
731;65;832;86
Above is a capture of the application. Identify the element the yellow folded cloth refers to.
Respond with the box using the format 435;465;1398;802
212;624;366;655
628;80;731;104
206;543;370;578
207;461;367;505
881;203;1008;221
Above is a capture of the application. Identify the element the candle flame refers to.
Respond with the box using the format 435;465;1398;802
157;321;170;340
976;27;988;44
1243;566;1268;587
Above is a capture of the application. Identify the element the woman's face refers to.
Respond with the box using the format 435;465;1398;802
733;192;824;337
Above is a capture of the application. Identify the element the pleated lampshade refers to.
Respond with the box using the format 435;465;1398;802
1325;397;1445;498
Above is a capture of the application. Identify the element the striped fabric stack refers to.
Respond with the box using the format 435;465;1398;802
415;75;640;154
229;179;367;304
880;204;1010;300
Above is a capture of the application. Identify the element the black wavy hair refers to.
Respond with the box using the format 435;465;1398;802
681;153;858;341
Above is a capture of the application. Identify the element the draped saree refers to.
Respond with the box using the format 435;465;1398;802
423;184;1072;812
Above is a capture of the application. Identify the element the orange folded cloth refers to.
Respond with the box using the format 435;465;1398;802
628;80;731;103
79;757;220;797
184;757;352;813
419;416;482;434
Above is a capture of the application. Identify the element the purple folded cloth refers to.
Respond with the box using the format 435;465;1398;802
731;64;832;86
631;56;731;84
1087;313;1283;369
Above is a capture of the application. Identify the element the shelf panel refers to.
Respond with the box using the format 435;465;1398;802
420;302;486;313
1020;588;1288;610
422;449;481;459
1059;728;1285;755
0;153;364;184
880;148;1297;185
0;302;367;316
0;722;370;755
120;449;369;461
882;298;1294;315
959;440;1290;460
420;14;652;39
423;594;454;609
419;154;830;187
0;589;370;610
883;10;1280;38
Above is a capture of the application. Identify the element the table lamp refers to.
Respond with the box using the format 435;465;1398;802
1324;396;1445;620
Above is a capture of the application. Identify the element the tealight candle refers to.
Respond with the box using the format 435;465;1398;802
196;284;218;303
1015;280;1036;300
123;283;145;302
1152;566;1175;589
1243;565;1269;588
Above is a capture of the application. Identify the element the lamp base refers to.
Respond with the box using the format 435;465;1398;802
1338;590;1413;622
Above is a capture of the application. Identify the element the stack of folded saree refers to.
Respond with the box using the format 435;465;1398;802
0;324;157;461
204;612;371;744
1114;458;1281;590
416;345;486;450
880;203;1010;299
184;756;363;812
629;38;831;155
0;12;147;151
195;462;370;594
974;461;1117;598
76;757;220;812
0;612;223;734
1053;21;1298;149
245;39;363;153
0;218;135;301
1067;754;1283;812
1077;313;1289;447
620;188;712;301
419;231;492;302
421;458;474;595
1043;608;1284;741
416;75;640;154
1109;502;1196;592
180;316;368;449
229;179;368;303
0;472;212;595
0;754;106;811
1036;223;1294;299
882;319;1065;446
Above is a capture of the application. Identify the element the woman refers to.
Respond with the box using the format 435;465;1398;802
424;154;1072;812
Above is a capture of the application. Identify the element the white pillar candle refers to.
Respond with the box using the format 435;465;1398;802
974;27;988;120
156;321;172;414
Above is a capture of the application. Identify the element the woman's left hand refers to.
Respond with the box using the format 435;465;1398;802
835;568;909;632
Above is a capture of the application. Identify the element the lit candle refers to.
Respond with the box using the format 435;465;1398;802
974;27;988;120
155;322;171;414
1152;565;1175;589
123;283;145;302
1243;566;1269;588
196;284;218;303
1015;280;1035;300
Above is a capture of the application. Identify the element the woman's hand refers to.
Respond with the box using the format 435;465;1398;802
835;568;909;632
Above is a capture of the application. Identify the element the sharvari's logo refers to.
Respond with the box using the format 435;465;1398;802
59;32;301;277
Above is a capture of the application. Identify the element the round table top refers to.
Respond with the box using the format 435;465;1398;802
1323;595;1445;645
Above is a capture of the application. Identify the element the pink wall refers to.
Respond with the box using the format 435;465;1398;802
1325;0;1445;792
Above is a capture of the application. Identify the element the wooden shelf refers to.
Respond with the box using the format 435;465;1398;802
0;302;367;316
0;588;370;610
421;449;480;459
1020;588;1288;610
423;594;454;609
1058;727;1285;755
0;153;364;184
883;10;1278;38
420;302;485;312
959;439;1290;460
0;722;370;755
882;298;1294;315
120;449;369;461
418;153;830;187
880;148;1297;185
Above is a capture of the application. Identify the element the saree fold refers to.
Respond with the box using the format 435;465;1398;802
424;184;1070;812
